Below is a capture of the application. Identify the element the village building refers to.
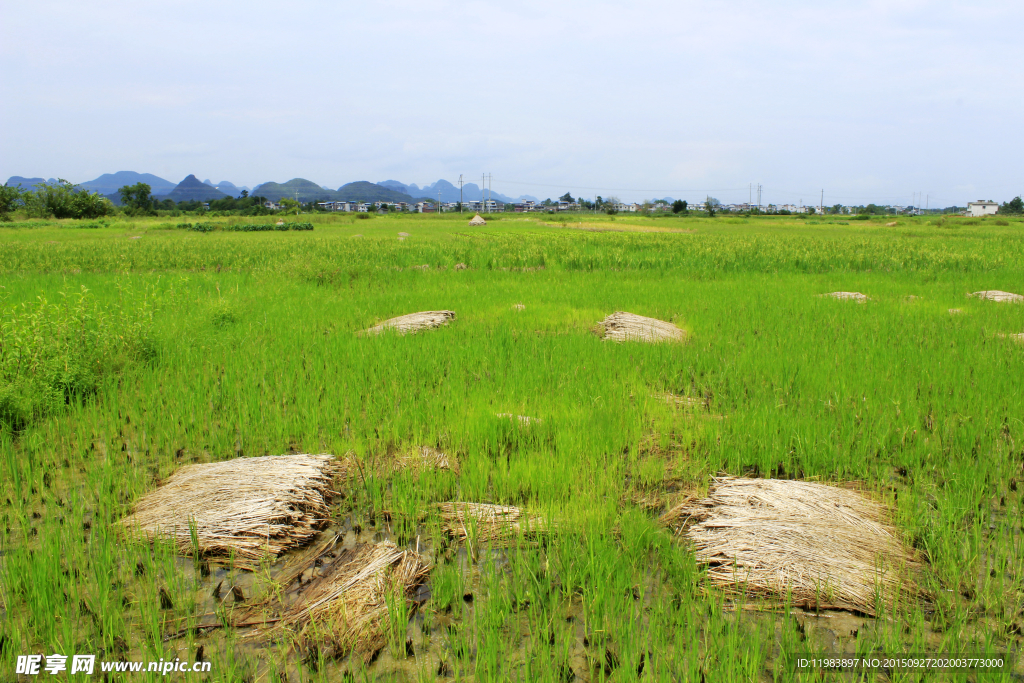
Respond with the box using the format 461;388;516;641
966;200;999;217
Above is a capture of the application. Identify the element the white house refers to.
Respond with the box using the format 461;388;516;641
967;200;999;217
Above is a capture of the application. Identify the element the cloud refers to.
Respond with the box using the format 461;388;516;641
1;0;1021;205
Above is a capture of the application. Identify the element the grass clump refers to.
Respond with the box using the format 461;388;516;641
0;282;157;430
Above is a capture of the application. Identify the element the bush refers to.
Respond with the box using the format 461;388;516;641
0;283;157;431
25;179;113;219
177;222;314;232
356;213;371;220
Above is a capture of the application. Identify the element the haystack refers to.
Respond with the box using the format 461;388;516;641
496;412;541;426
468;214;486;226
597;312;687;343
435;502;553;545
659;477;921;615
820;292;869;302
392;446;458;475
969;290;1023;303
361;310;455;336
119;454;341;569
277;541;429;663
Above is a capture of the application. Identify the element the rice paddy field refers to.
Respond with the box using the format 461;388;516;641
1;211;1023;681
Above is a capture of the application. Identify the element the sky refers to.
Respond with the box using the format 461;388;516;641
1;0;1021;207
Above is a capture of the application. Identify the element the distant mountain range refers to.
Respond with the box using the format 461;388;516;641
6;176;59;189
79;171;178;196
163;175;229;202
251;179;434;203
6;172;540;205
379;179;537;204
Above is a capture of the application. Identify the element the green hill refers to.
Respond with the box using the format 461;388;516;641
166;174;229;202
251;178;336;202
336;181;426;203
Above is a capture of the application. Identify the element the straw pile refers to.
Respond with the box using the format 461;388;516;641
392;446;458;475
434;502;553;545
278;541;430;663
659;477;921;615
496;412;542;426
361;310;455;336
598;312;687;343
969;290;1023;303
119;454;341;569
468;214;486;226
820;292;869;302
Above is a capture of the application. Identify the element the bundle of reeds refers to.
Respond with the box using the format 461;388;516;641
361;310;456;336
496;412;542;426
392;446;458;475
969;290;1023;303
119;454;341;570
820;291;869;302
434;502;552;545
597;311;687;343
660;477;921;615
278;541;429;664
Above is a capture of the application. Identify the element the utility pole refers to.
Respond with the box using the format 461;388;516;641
438;189;442;214
458;175;463;213
820;189;824;215
482;173;486;214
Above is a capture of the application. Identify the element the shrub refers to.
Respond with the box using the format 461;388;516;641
176;222;314;232
0;283;157;431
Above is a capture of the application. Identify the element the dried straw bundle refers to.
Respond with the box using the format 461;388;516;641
279;541;429;663
598;311;687;343
969;290;1023;303
660;477;921;615
361;310;455;336
496;412;542;426
820;292;869;302
392;446;458;475
468;214;486;226
120;454;341;569
435;502;553;545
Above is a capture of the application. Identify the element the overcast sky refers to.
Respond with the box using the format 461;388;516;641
1;0;1021;206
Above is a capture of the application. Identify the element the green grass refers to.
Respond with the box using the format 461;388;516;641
1;212;1023;681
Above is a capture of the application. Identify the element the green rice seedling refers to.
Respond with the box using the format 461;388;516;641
1;213;1023;679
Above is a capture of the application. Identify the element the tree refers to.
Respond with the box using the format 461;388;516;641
559;192;574;203
0;183;26;221
704;199;716;217
998;196;1023;215
279;197;300;215
240;189;249;199
27;179;112;219
118;182;154;215
672;199;687;214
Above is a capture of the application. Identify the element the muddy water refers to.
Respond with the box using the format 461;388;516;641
116;511;1024;682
